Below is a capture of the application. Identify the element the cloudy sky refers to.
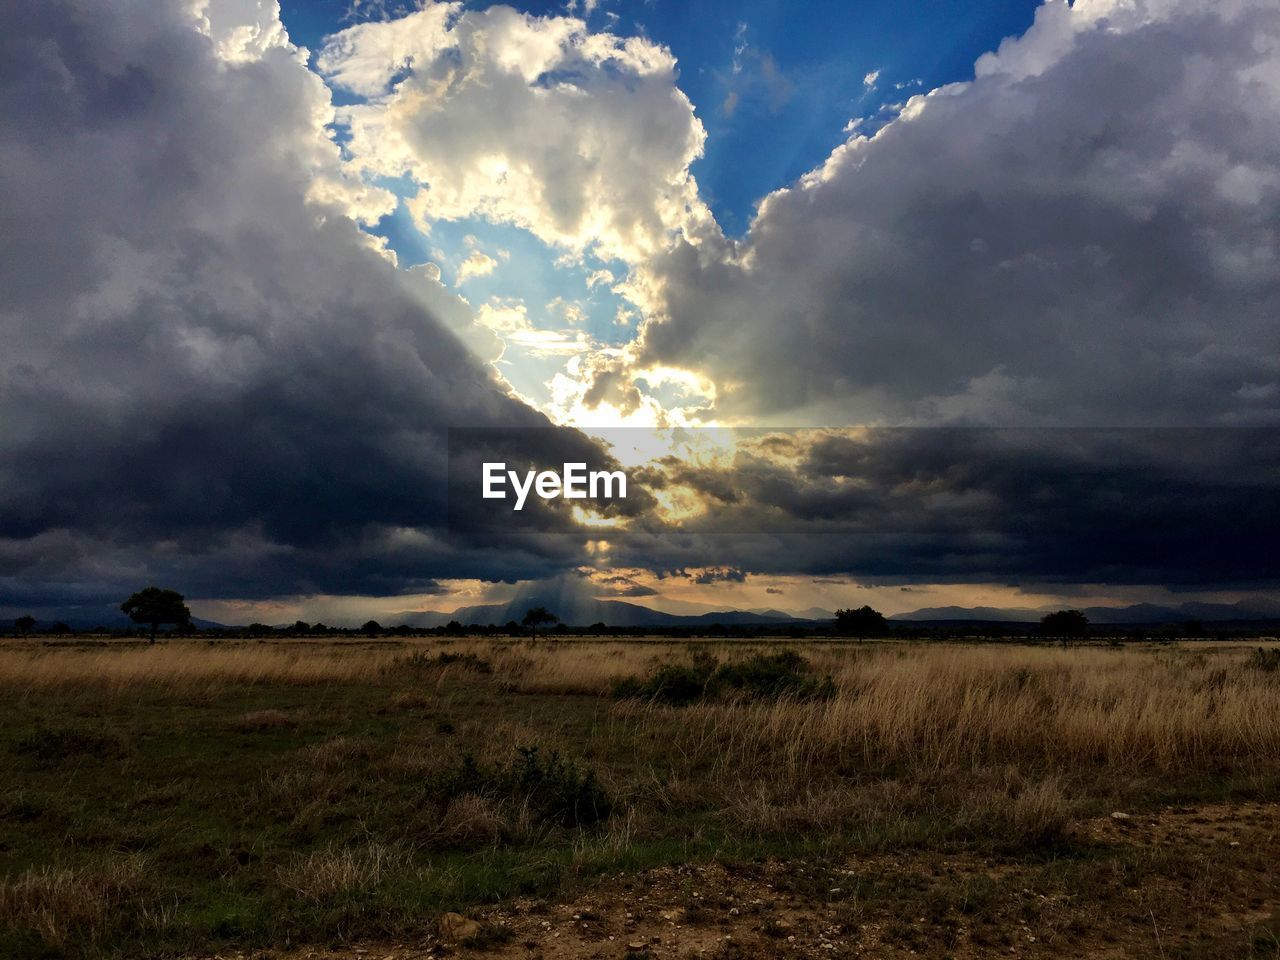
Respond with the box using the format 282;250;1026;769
2;0;1278;625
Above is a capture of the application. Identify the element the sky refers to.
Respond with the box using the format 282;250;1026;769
1;0;1279;625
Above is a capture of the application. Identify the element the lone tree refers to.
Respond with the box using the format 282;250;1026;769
1040;609;1089;646
15;615;35;637
521;606;558;638
361;620;383;637
834;605;887;640
121;587;191;644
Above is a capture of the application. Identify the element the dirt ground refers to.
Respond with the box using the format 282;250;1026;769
195;801;1280;960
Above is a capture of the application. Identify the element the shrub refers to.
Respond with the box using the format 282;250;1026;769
394;651;493;674
612;653;717;705
614;651;834;705
715;650;834;700
434;746;611;828
1247;647;1280;673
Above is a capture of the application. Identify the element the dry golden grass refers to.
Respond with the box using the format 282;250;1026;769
0;636;796;692
431;795;516;848
275;842;410;904
0;642;398;689
0;637;661;691
3;636;1279;956
659;645;1280;778
0;856;156;949
3;639;1278;779
486;642;669;694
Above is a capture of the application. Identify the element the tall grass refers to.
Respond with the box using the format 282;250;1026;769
2;641;1278;777
662;646;1280;777
0;643;398;689
0;638;658;690
0;857;160;950
1;637;1278;956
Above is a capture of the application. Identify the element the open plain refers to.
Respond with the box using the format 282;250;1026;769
2;637;1279;959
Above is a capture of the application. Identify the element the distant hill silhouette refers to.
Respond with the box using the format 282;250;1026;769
892;597;1280;626
394;595;812;628
16;594;1279;632
3;611;225;631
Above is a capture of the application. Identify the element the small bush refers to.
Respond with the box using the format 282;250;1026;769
395;651;493;674
613;654;717;705
1247;647;1280;673
435;746;611;828
715;650;835;700
614;651;834;705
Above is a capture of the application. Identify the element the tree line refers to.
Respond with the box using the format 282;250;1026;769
7;592;1260;642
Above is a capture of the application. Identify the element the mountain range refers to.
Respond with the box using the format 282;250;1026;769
391;597;810;629
890;598;1280;626
8;595;1280;632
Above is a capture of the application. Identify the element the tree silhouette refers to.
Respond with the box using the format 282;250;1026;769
521;606;558;638
361;620;383;637
15;615;35;637
834;605;887;640
121;587;191;644
1040;609;1089;646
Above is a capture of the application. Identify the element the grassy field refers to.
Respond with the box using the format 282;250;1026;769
2;637;1279;958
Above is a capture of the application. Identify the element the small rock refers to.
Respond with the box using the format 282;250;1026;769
626;942;648;952
1110;811;1132;821
437;912;480;943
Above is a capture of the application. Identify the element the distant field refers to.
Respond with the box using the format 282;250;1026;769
2;637;1279;958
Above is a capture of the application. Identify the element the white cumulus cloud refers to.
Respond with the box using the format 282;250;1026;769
318;3;717;266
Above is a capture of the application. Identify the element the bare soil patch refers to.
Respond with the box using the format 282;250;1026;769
195;802;1280;960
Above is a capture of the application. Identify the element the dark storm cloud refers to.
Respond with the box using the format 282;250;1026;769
635;0;1280;426
592;0;1280;590
586;573;659;598
4;0;1279;608
0;0;602;603
692;567;748;585
607;428;1280;588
